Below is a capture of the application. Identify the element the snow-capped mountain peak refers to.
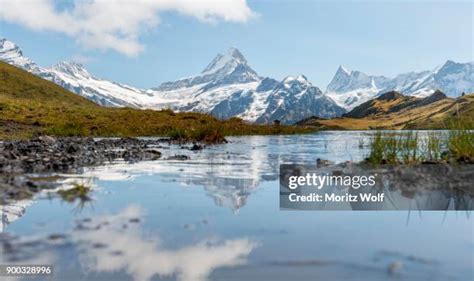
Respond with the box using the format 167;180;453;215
51;61;91;78
204;47;261;85
420;60;474;97
0;39;22;57
337;65;351;75
202;47;248;74
155;47;261;91
254;73;345;124
227;47;247;62
281;75;295;83
326;60;473;110
435;60;469;77
296;74;309;83
326;65;378;94
0;38;41;73
279;75;312;93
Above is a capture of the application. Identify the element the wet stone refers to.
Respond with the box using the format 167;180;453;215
167;155;190;161
0;137;189;200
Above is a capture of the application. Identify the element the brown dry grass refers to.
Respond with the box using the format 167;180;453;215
300;95;473;130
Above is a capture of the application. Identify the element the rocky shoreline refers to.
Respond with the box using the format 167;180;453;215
0;136;168;174
0;136;200;201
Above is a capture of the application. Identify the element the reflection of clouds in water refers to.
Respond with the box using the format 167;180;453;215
73;205;258;281
0;232;57;277
0;252;57;281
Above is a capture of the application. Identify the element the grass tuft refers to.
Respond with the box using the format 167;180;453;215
448;121;474;160
57;183;92;203
366;124;473;165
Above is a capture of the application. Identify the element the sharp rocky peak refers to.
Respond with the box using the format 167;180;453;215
435;59;468;74
0;39;27;59
227;47;247;63
0;39;20;53
201;47;249;74
0;38;41;73
52;61;91;77
155;47;259;91
337;65;351;76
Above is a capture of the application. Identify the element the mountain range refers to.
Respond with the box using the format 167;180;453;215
326;61;473;109
1;38;472;124
0;39;344;124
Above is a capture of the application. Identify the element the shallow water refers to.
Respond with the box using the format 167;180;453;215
1;131;472;281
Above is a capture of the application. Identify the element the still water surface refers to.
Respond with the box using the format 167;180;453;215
1;131;472;281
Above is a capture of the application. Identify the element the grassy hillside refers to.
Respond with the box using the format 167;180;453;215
407;93;474;129
343;90;451;119
297;91;473;130
0;61;312;140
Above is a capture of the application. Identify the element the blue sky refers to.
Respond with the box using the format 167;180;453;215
0;0;472;89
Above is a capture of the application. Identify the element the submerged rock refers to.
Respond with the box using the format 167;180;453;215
167;155;190;161
190;144;204;151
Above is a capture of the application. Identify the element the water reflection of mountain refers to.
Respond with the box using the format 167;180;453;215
0;200;32;232
84;159;269;211
82;137;278;211
82;134;372;211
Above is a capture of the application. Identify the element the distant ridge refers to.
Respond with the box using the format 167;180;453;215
296;90;473;130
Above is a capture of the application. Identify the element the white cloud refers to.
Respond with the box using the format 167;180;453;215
0;0;257;56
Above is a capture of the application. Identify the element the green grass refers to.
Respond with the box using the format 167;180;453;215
447;120;474;160
0;61;314;141
57;183;92;203
367;131;418;164
425;132;442;161
366;125;473;164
